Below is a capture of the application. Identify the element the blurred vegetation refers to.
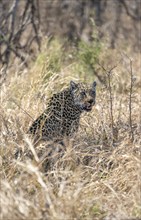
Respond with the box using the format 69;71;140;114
0;0;140;85
76;37;101;75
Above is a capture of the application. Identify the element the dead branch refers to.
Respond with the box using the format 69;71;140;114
120;0;141;21
98;63;117;144
129;59;134;142
0;0;41;86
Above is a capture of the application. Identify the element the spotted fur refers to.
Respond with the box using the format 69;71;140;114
28;81;96;143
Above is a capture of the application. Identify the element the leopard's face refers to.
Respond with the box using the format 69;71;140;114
70;81;97;112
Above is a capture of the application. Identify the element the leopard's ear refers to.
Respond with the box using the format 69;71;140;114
70;81;78;91
92;81;97;90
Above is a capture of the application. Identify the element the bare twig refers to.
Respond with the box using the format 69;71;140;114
30;0;41;51
1;88;34;121
9;0;19;42
9;97;34;121
121;53;135;142
120;0;140;21
98;63;117;144
129;59;134;142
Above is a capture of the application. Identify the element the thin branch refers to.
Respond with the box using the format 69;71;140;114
120;0;140;21
1;88;34;121
98;63;117;144
121;53;135;142
8;0;19;42
129;59;134;142
30;0;41;51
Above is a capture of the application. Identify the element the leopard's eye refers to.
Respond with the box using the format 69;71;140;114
90;90;95;96
80;91;86;97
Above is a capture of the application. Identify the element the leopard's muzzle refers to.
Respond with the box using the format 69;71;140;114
83;99;95;112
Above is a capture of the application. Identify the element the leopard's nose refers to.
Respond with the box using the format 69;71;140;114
88;99;93;104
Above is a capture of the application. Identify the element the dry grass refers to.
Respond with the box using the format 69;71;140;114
0;43;141;220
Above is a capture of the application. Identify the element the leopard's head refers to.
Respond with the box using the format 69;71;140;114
70;81;97;112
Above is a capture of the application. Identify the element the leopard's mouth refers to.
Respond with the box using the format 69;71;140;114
83;105;93;112
85;106;92;111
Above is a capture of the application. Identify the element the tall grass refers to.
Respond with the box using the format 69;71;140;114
0;39;140;220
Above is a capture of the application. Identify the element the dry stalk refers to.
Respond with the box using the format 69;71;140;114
129;59;134;142
2;89;34;121
98;63;117;144
106;67;115;139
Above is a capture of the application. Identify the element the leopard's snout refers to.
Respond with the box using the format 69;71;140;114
88;99;94;105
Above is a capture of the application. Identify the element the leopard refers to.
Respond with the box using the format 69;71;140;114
28;80;97;145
